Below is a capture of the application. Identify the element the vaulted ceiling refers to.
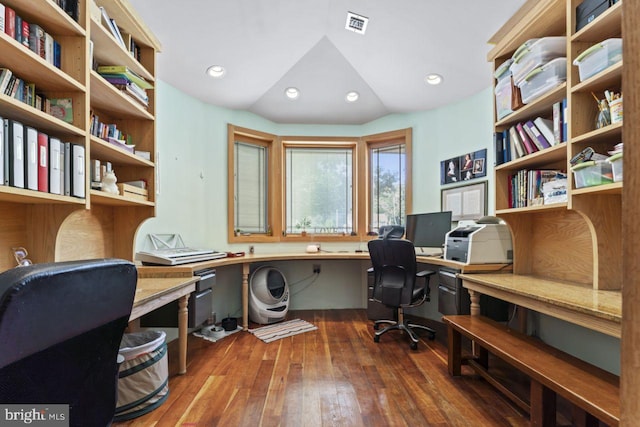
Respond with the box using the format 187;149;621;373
129;0;526;125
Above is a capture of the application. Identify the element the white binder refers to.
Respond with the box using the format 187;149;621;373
71;144;85;198
0;115;4;185
25;126;38;190
7;120;23;188
48;137;62;195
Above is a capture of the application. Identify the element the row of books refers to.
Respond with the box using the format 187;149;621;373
0;68;73;123
90;112;134;148
0;4;62;69
97;65;152;109
508;169;566;209
495;99;568;165
55;0;79;22
96;4;140;61
0;117;85;198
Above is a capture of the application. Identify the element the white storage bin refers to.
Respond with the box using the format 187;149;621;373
518;57;567;104
571;160;613;188
607;152;623;182
494;76;514;120
573;38;622;82
510;37;566;85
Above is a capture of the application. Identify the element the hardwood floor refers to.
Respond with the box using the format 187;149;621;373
114;309;530;426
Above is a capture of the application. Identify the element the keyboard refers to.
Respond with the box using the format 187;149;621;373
135;248;227;266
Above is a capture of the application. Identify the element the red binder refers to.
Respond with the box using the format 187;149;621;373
37;131;48;192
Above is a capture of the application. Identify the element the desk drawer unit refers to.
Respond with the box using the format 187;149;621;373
141;269;216;328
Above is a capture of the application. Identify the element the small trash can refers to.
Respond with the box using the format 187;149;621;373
113;330;169;421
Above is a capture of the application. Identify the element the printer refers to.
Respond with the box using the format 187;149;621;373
444;217;513;264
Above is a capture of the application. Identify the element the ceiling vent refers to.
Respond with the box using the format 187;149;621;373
345;12;368;35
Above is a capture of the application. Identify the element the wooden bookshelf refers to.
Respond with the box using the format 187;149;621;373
489;0;623;290
0;0;160;269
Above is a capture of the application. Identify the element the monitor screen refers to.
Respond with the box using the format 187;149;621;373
405;211;453;253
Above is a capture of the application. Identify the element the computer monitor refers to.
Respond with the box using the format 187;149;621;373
405;211;453;255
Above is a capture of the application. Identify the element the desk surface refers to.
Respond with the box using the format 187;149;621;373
460;273;622;337
137;251;512;277
131;276;199;320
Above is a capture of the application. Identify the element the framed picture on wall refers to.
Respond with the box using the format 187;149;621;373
440;148;487;184
441;181;487;221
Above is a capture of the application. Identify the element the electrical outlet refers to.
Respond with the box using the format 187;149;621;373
313;264;321;274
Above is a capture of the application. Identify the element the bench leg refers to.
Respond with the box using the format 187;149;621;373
447;325;462;376
530;380;556;427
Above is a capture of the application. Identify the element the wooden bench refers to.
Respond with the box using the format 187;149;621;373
442;315;619;427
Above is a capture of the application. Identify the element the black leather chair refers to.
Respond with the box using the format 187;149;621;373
0;259;137;427
368;237;436;349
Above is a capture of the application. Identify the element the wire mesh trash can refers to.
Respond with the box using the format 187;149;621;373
114;330;169;421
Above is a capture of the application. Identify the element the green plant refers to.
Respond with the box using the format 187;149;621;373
295;217;312;232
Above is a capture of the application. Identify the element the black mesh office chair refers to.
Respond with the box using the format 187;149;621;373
368;237;436;349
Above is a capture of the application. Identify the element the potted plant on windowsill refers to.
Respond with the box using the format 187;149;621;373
296;217;311;236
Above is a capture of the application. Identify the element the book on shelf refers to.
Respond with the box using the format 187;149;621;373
99;7;126;48
562;98;568;142
14;14;21;45
20;18;29;49
107;137;135;153
516;122;538;154
0;4;5;34
494;131;504;166
4;7;15;38
524;120;551;150
49;98;73;123
508;126;525;159
533;118;556;146
37;131;48;192
97;65;153;89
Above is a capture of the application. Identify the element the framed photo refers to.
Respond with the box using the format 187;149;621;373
440;148;487;184
441;181;487;221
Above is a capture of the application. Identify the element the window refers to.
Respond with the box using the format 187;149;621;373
228;125;411;242
284;144;354;235
234;142;268;233
369;143;406;232
227;125;278;242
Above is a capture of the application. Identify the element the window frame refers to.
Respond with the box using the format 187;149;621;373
227;125;411;243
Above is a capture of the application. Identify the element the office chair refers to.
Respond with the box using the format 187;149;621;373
0;258;137;427
368;237;436;349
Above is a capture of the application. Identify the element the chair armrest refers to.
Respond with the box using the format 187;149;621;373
416;270;435;278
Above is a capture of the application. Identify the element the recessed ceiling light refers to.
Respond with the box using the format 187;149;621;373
345;91;359;102
206;65;226;78
285;87;300;100
424;73;443;85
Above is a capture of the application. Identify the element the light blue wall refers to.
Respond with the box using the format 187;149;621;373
137;80;619;375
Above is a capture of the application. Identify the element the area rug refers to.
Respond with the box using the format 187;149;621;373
249;319;317;343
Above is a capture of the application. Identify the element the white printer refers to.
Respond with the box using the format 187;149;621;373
444;217;513;264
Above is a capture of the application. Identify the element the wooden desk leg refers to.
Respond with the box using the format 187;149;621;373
469;289;481;316
448;325;462;376
468;289;482;356
242;262;249;331
178;295;189;375
530;380;556;427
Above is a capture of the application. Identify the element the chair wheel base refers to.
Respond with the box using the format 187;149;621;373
374;335;380;343
410;341;418;350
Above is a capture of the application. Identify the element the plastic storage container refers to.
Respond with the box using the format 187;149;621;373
510;37;566;85
573;38;622;82
607;152;623;182
518;57;567;104
494;76;514;120
571;160;613;188
114;331;169;421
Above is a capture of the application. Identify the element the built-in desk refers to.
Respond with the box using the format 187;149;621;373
137;252;511;329
459;273;622;337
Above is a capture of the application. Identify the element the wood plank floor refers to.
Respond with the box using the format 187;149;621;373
114;309;530;426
